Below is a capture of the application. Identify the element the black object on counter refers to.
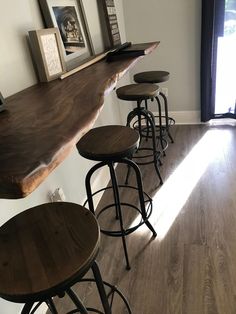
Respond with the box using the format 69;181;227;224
0;92;5;112
106;42;153;62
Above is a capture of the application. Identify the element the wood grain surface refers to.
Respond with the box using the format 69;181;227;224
77;125;139;161
52;124;236;313
116;83;160;101
0;42;159;199
0;202;99;303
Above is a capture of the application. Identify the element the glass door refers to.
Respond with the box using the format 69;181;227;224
215;0;236;117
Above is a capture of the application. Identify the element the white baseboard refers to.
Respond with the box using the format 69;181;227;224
169;110;201;124
153;110;201;125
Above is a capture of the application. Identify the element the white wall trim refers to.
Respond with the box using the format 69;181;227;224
153;110;201;125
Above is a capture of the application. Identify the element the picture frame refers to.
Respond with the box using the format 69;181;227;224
39;0;94;70
0;92;5;112
29;28;66;82
97;0;121;49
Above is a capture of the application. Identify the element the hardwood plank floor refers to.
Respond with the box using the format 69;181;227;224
53;124;236;313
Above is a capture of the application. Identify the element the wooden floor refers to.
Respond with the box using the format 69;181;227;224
54;124;236;314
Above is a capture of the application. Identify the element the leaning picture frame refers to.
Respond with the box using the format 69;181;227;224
97;0;121;49
39;0;94;70
29;28;66;82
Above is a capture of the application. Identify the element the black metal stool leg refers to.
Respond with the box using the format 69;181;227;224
126;110;137;128
159;91;174;143
125;163;132;186
21;302;34;314
147;107;163;166
66;288;89;314
144;99;150;141
123;158;157;237
149;110;163;168
85;161;108;214
85;161;119;220
125;110;139;185
141;109;163;185
46;298;58;314
108;162;131;270
92;261;112;314
155;96;166;156
137;100;143;144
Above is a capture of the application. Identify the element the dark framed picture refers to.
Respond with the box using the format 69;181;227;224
39;0;94;70
29;28;66;82
0;92;5;112
98;0;121;49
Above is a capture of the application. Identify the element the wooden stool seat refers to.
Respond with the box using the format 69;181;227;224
116;83;160;101
134;71;170;84
77;125;139;161
0;202;99;304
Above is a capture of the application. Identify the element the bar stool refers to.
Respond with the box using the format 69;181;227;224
0;202;131;313
77;125;157;270
134;71;175;143
116;83;164;184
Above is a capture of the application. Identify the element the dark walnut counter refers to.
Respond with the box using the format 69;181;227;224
0;42;158;199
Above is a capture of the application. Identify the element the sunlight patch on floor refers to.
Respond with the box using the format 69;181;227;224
130;129;228;240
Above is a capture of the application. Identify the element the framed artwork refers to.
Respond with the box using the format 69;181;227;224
39;0;94;70
29;28;66;82
0;92;5;112
98;0;121;49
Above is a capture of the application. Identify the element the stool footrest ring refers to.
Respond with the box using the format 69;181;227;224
133;116;175;141
132;147;166;164
76;278;132;314
84;184;152;237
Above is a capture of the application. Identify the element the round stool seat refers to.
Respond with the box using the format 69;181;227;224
77;125;139;161
116;83;160;101
134;71;170;84
0;202;99;303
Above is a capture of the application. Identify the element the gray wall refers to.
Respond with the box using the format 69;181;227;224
123;0;202;113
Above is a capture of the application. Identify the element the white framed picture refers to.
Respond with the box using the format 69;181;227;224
29;28;66;82
39;0;94;70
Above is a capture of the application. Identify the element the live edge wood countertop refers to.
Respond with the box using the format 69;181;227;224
0;42;158;199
